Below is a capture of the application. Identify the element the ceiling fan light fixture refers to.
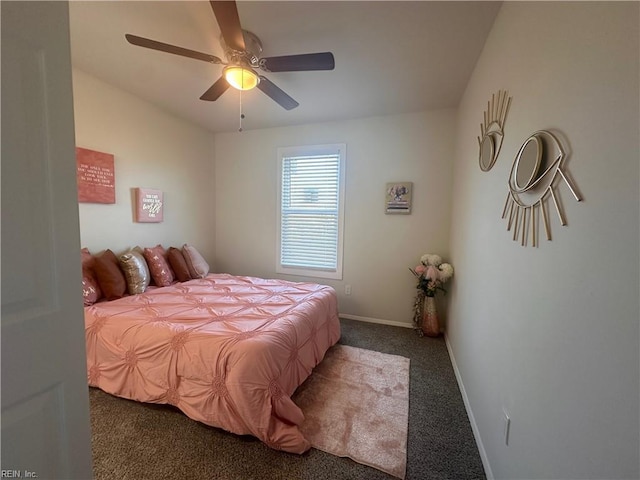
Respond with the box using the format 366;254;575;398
224;65;259;91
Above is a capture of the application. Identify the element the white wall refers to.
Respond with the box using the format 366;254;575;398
214;111;456;326
72;69;216;262
448;2;639;479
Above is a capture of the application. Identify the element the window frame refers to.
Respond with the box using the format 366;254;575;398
276;143;346;280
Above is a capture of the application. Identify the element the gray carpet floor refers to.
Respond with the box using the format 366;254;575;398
89;318;486;480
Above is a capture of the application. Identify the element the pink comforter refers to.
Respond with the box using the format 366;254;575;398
85;273;340;453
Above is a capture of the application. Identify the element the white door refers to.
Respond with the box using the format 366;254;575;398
1;2;93;478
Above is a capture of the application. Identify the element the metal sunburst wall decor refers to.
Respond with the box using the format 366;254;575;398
478;89;512;172
501;130;582;247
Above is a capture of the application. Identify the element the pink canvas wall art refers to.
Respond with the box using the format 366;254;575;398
135;188;164;223
76;147;115;204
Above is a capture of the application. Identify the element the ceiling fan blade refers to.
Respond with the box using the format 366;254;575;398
257;76;299;110
209;1;245;52
200;76;230;101
260;52;335;72
125;34;222;64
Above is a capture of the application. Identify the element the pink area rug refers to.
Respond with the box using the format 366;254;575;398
293;345;410;479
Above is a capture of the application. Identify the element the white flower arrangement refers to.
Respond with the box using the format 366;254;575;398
420;254;442;267
410;253;454;297
410;253;455;335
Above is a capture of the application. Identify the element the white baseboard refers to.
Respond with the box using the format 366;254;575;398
444;333;494;480
339;313;413;329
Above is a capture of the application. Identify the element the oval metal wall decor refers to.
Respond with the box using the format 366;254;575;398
501;130;582;247
478;90;512;172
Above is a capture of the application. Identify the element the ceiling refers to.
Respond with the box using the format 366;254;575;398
69;1;501;134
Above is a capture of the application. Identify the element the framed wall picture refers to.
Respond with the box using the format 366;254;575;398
76;147;115;203
135;188;164;223
385;182;413;214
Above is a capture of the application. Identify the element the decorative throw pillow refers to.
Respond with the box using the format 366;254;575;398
80;248;102;306
81;247;96;270
143;244;174;287
94;249;127;300
167;247;192;282
182;244;210;279
119;247;151;295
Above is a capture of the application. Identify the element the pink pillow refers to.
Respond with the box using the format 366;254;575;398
80;248;102;306
143;244;174;287
167;247;192;282
81;247;95;270
94;249;127;300
182;244;209;279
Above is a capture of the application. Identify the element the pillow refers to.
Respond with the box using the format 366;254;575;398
82;272;101;306
80;248;102;306
143;244;174;287
81;247;96;269
167;247;192;282
94;249;127;300
182;244;209;279
119;247;151;295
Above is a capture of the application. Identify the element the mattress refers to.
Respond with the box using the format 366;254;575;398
85;273;341;453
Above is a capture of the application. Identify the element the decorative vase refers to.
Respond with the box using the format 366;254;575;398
422;296;440;337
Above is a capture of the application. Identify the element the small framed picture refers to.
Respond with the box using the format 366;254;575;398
135;188;164;223
385;182;412;214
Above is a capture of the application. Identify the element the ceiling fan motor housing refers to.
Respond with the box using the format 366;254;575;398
221;30;263;67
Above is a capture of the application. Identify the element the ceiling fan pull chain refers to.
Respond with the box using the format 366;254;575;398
238;89;243;132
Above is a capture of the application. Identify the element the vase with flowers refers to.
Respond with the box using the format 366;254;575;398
410;254;454;336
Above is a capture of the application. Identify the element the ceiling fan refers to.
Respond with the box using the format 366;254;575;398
125;1;335;110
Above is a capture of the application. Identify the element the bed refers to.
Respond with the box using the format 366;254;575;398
84;273;341;453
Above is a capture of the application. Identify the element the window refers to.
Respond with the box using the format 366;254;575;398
277;144;346;280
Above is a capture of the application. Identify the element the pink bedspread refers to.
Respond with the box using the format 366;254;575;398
84;273;340;453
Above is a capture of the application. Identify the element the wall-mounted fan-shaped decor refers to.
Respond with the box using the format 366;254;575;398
501;130;582;247
125;1;334;111
478;90;512;172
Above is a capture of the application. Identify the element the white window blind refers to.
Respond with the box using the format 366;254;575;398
277;144;345;279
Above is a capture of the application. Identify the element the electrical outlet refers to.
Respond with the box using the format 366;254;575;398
503;410;511;445
345;285;352;295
